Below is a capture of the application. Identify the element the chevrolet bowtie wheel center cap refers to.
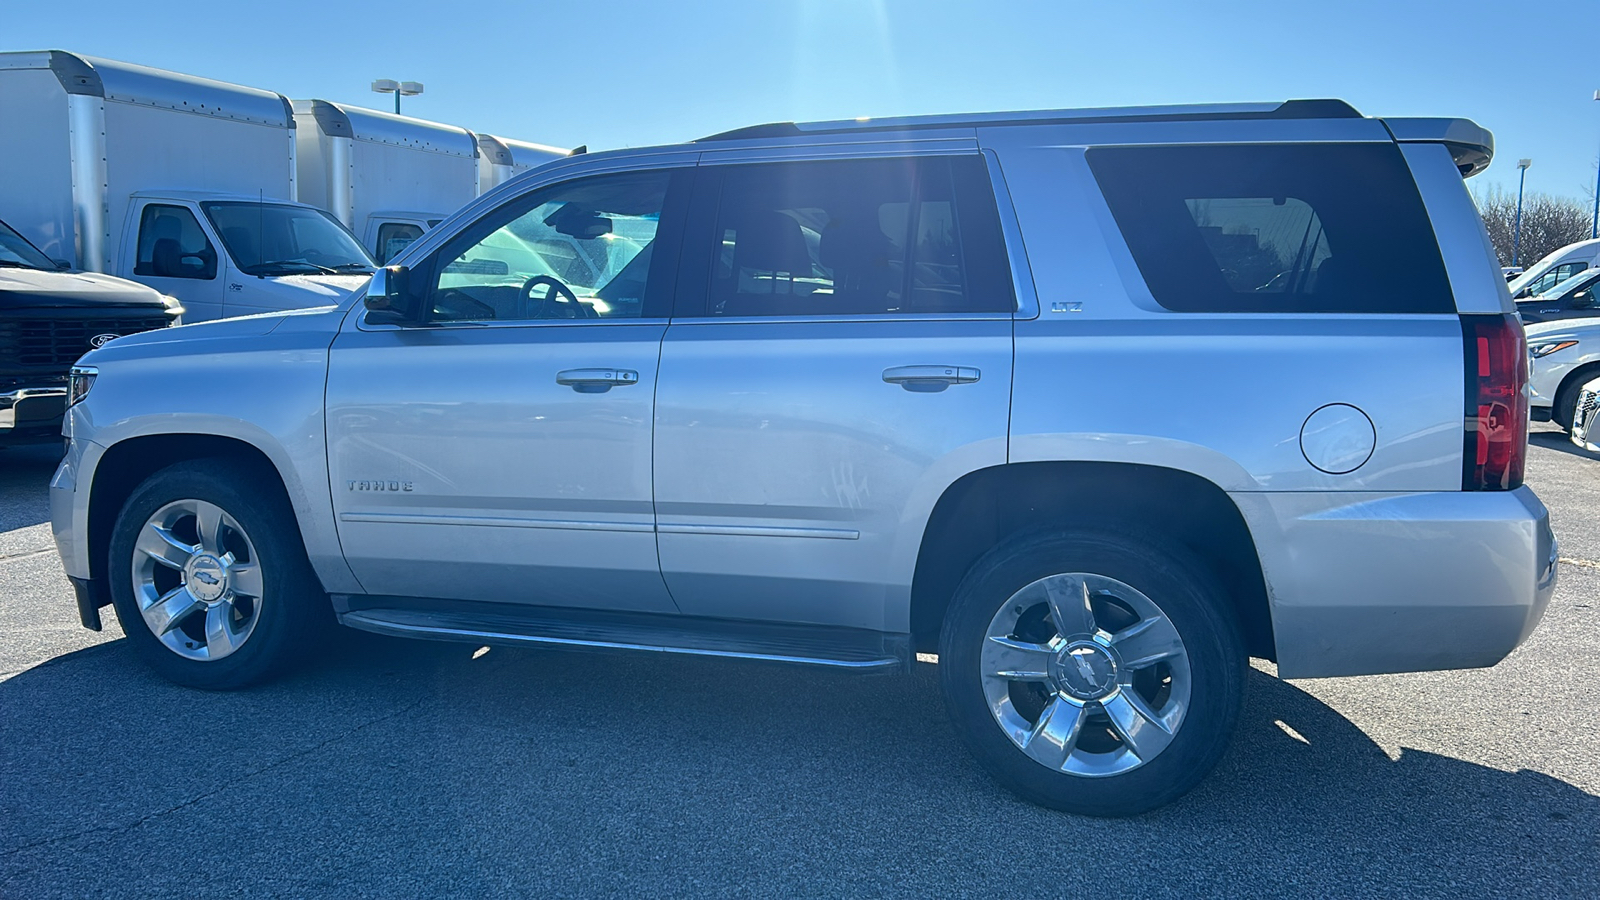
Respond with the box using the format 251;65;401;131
185;555;229;602
1052;641;1119;701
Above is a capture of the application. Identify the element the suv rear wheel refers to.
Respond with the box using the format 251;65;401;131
107;459;328;689
938;529;1245;816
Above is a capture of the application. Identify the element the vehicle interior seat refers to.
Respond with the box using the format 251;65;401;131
1312;256;1349;297
720;210;818;315
147;214;187;278
818;209;901;314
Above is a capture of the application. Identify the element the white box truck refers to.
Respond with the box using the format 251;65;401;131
295;100;495;263
475;133;568;195
0;51;377;323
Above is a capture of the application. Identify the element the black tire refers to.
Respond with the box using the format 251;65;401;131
1552;366;1600;431
938;528;1245;817
108;458;330;689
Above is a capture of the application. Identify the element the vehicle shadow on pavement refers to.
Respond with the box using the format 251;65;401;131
1530;429;1598;460
1;633;1595;897
0;445;59;533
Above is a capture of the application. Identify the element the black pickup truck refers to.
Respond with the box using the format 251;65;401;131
1;218;180;447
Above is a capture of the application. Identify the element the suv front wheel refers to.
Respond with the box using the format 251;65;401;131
107;459;328;690
938;529;1245;816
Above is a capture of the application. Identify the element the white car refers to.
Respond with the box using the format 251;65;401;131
1571;377;1600;453
1527;317;1600;429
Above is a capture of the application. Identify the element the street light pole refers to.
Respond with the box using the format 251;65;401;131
1514;158;1532;267
1591;90;1599;239
370;79;424;114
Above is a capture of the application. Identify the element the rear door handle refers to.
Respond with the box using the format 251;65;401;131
556;368;639;393
882;365;980;392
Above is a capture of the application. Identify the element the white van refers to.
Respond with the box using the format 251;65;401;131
475;133;568;195
0;51;374;322
1507;237;1600;298
294;100;484;264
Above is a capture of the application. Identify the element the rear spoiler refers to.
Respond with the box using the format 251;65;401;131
1381;117;1494;178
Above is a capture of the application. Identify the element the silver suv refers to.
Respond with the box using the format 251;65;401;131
51;100;1558;816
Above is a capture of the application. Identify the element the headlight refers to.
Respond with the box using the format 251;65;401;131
68;366;97;408
1529;340;1578;358
161;294;185;325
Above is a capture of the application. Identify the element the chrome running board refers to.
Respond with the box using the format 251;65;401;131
335;598;911;673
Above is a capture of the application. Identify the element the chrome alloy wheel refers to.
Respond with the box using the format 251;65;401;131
981;573;1191;778
131;499;265;662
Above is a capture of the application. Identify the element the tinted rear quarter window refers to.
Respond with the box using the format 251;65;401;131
1087;143;1453;314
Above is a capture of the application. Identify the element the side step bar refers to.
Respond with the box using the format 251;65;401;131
334;598;913;674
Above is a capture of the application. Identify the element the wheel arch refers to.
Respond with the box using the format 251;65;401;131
908;461;1275;660
1553;360;1600;426
85;432;329;614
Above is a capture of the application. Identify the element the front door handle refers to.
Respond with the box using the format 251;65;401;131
882;365;981;393
556;368;640;393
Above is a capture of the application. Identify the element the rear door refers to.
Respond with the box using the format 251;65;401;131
652;152;1017;633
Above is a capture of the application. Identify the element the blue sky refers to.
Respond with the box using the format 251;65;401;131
8;0;1598;204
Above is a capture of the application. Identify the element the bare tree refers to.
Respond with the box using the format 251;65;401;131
1474;186;1593;268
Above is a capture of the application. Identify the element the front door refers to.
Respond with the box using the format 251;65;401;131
126;201;226;321
326;167;690;613
653;154;1018;633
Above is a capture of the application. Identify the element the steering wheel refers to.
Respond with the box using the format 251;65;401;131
517;275;595;320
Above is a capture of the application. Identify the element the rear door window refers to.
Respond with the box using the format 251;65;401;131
1087;143;1453;314
682;155;1014;317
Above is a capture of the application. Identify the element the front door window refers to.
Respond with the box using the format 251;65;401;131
134;205;216;280
427;170;673;323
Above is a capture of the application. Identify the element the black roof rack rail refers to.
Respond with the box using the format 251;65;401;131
696;99;1362;143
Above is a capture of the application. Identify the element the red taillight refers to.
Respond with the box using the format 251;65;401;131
1461;314;1528;491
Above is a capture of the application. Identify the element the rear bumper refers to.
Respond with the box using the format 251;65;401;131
1234;486;1557;679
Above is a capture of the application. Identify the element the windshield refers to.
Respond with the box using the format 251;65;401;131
1528;270;1600;300
202;202;375;276
0;220;55;270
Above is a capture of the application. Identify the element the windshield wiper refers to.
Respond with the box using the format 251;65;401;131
250;260;338;275
0;260;42;270
329;263;375;272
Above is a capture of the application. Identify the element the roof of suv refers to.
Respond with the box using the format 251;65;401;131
696;99;1362;141
693;99;1494;176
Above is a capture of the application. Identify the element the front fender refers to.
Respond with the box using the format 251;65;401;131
61;317;359;595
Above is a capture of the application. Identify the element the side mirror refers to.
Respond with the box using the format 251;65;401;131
1571;290;1595;309
363;265;422;324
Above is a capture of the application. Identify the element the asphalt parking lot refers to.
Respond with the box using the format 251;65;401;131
2;428;1597;898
